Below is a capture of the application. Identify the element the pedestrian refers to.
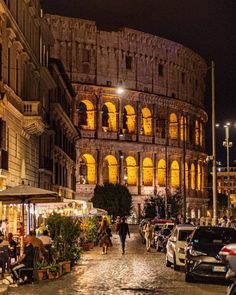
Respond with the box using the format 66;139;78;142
227;216;235;228
98;217;112;254
143;220;154;252
221;216;228;227
118;217;130;254
115;216;121;233
8;233;17;262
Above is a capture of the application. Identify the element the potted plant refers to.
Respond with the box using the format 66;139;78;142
48;263;60;280
36;262;47;281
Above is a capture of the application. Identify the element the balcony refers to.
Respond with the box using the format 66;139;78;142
22;101;46;135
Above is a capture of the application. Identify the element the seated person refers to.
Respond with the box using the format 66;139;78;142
38;230;52;246
8;233;17;262
10;235;34;283
0;233;10;278
29;230;47;262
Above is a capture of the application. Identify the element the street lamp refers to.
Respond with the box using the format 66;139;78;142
223;123;233;215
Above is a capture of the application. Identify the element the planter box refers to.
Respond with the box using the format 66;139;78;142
37;269;47;281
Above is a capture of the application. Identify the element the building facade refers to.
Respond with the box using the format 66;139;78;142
0;1;77;230
46;14;208;218
217;165;236;207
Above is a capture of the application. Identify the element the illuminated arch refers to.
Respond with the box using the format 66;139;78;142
157;159;166;186
79;154;96;184
102;102;117;132
191;163;196;190
103;155;118;184
78;100;95;130
180;116;187;141
170;161;180;188
195;120;200;145
184;162;189;189
169;113;178;139
197;163;202;191
143;157;153;186
141;108;152;136
125;156;137;186
123;105;136;133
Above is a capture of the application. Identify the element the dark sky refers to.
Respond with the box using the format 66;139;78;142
41;0;236;164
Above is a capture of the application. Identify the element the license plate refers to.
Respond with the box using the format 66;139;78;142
212;265;226;272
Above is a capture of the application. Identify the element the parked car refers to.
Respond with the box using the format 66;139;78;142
155;227;172;252
185;226;236;283
220;243;236;294
166;224;195;270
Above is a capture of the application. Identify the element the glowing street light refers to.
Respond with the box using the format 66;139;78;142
117;87;124;94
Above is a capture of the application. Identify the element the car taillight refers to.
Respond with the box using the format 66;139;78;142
220;247;236;256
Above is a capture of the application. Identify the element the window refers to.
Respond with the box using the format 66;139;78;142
0;119;6;149
82;49;90;62
158;64;164;76
7;48;10;85
126;56;132;70
0;44;2;80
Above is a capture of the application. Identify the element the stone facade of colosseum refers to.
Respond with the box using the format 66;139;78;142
46;14;208;218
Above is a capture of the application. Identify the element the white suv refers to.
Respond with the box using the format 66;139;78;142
166;224;195;271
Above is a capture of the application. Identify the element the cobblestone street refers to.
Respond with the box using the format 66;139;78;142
9;226;227;295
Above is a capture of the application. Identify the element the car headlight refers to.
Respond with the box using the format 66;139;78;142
177;248;185;254
189;249;207;256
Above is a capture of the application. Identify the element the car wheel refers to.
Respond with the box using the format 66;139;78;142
173;254;180;271
166;256;171;267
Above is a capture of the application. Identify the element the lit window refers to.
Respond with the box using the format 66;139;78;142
141;108;152;136
125;156;137;186
170;161;180;188
143;157;153;186
157;159;166;186
103;155;118;184
169;113;178;139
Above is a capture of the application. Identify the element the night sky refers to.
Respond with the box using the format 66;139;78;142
41;0;236;164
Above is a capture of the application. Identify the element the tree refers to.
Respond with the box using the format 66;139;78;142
143;189;183;219
91;184;132;218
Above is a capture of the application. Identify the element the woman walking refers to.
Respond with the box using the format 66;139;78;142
144;220;154;252
98;217;112;254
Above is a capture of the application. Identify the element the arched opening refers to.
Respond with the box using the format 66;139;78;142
103;155;118;184
195;120;200;145
170;161;180;188
156;115;166;139
123;105;136;133
169;113;178;139
102;102;117;132
141;108;152;136
78;100;95;130
191;163;196;190
157;159;166;186
79;154;96;184
125;156;137;186
185;162;189;189
197;163;202;191
143;157;153;186
180;116;188;141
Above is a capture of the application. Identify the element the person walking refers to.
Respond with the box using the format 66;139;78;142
144;220;154;252
98;217;112;254
118;217;130;254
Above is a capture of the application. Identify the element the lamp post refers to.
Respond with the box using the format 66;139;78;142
223;123;233;215
183;114;187;223
211;61;218;225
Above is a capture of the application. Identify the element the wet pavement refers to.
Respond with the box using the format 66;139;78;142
9;225;227;295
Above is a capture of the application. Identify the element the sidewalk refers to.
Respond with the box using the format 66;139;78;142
0;285;8;295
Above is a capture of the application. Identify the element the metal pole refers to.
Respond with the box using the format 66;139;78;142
183;116;187;223
226;126;231;215
212;61;218;225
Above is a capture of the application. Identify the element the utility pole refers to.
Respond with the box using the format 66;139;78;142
212;61;217;225
183;115;187;223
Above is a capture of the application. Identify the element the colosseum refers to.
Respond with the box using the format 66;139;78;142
45;14;208;219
